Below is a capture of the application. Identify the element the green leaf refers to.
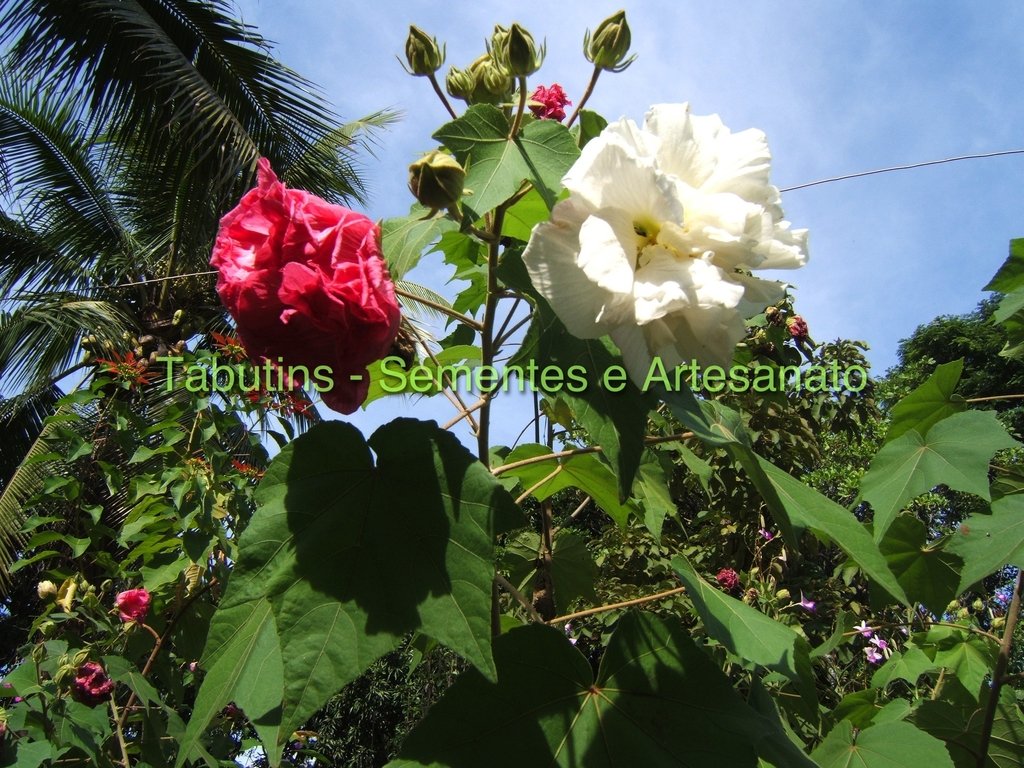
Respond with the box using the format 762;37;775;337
755;458;909;605
388;613;805;767
178;599;283;768
500;443;635;526
913;684;1024;768
871;646;937;688
878;516;962;614
861;411;1018;540
673;556;817;714
502;187;549;241
636;452;677;543
381;208;457;280
811;720;954;768
885;360;966;442
503;530;597;612
984;238;1024;292
575;109;609;148
930;631;998;697
946;494;1024;591
831;689;883;730
433;104;579;216
214;420;522;741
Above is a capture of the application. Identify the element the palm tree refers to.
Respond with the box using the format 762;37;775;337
0;0;397;589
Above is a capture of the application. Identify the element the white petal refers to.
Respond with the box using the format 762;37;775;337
523;199;613;339
565;142;683;225
755;221;809;269
731;273;788;318
633;249;742;324
609;323;655;387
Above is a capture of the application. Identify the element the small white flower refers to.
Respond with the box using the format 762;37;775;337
524;103;808;383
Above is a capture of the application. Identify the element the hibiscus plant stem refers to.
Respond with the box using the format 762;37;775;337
477;206;507;466
976;568;1023;768
427;72;458;120
549;586;688;626
509;77;529;140
566;65;601;129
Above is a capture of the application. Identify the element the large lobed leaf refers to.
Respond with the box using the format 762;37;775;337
387;612;813;767
184;419;523;761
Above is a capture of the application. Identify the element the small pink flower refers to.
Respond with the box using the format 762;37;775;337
563;622;578;646
798;592;816;612
72;662;115;707
869;636;889;651
114;588;151;623
715;568;741;593
854;621;873;638
529;84;571;121
864;646;883;664
188;661;198;673
759;528;774;541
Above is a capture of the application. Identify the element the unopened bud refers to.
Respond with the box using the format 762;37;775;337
31;643;47;664
503;23;544;77
37;580;58;601
775;588;791;601
971;598;985;613
764;306;783;326
445;66;476;102
585;10;636;72
488;24;510;62
479;56;512;96
403;26;445;76
72;649;91;667
55;663;77;685
992;616;1006;630
408;151;465;210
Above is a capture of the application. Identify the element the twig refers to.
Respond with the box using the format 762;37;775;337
965;394;1024;403
515;465;563;505
977;569;1024;768
495;572;545;623
549;586;687;625
110;698;132;768
441;397;486;430
493;431;695;477
427;72;458;120
566;65;601;128
840;620;1001;644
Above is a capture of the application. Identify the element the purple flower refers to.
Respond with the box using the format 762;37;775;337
798;592;816;612
854;621;873;638
564;622;578;646
864;646;883;664
759;528;774;541
869;636;889;651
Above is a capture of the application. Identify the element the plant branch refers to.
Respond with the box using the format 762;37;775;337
477;206;507;465
427;73;458;119
110;697;131;768
976;569;1023;768
515;465;563;505
549;586;687;626
566;65;601;128
493;431;695;476
495;572;545;623
508;77;528;140
965;393;1024;403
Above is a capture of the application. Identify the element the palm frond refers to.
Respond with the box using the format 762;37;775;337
0;296;134;394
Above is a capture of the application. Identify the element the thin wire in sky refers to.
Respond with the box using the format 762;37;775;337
780;149;1024;193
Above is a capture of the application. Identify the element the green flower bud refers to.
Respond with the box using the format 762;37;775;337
585;10;637;72
72;649;91;667
971;598;985;612
31;642;48;663
479;56;512;96
403;26;445;76
488;24;510;61
503;23;544;77
408;151;465;211
992;616;1006;630
775;588;791;601
445;65;476;102
55;663;77;685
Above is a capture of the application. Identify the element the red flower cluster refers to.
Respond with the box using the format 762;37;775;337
787;315;809;340
115;588;151;623
97;351;156;389
72;661;115;707
211;159;401;414
529;84;571;121
715;568;740;592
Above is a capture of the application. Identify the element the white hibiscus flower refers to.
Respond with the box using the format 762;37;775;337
522;103;808;384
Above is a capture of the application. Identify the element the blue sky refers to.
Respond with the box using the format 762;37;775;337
233;1;1024;444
